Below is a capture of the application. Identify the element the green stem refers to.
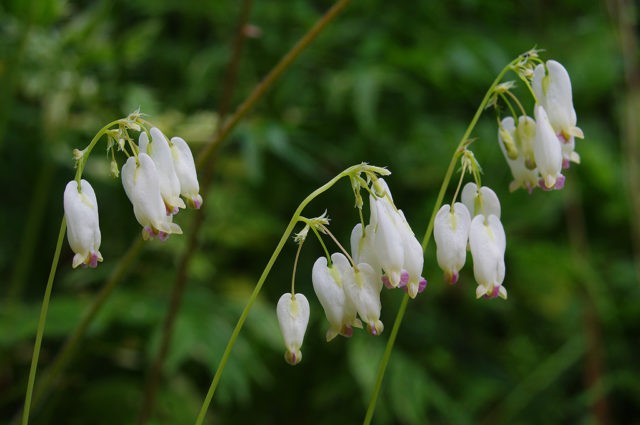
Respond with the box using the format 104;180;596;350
363;57;523;425
21;217;66;425
30;238;144;412
74;119;122;184
194;164;364;425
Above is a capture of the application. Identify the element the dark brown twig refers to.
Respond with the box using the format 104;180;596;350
135;1;254;424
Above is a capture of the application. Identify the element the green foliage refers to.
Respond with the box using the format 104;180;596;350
1;0;637;424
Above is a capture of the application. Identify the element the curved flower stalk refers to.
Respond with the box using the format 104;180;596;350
63;179;103;268
368;178;427;298
121;153;183;240
469;214;507;299
312;253;362;341
433;202;471;284
138;128;185;215
276;292;310;365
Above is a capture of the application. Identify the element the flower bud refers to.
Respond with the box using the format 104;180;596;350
63;179;103;268
276;293;310;365
434;203;471;284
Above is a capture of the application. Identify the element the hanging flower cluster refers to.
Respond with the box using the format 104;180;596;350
433;53;583;299
498;58;583;193
276;167;427;364
434;182;506;299
62;112;202;268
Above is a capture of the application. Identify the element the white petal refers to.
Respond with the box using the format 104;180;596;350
370;194;404;286
312;254;359;341
122;154;182;239
396;209;425;297
171;136;202;209
350;223;380;273
461;182;500;218
534;105;563;189
469;215;506;298
148;128;185;214
343;262;384;336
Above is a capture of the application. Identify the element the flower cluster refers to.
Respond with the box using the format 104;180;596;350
499;59;583;193
63;116;202;268
122;127;202;240
434;183;506;299
276;172;427;364
433;55;583;299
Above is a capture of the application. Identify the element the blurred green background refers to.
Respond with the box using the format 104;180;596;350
0;0;638;424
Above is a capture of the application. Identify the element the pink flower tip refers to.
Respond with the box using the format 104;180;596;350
418;277;427;293
446;271;458;285
341;326;353;338
382;275;393;289
399;271;410;287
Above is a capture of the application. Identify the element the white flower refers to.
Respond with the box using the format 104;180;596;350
170;136;203;209
312;254;362;341
461;182;501;218
350;223;379;273
368;178;426;297
532;60;584;144
63;179;103;268
342;262;384;336
433;203;471;284
498;116;539;193
276;292;310;365
122;153;183;240
534;105;565;190
139;128;185;215
469;214;507;300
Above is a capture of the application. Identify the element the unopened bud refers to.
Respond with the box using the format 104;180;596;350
110;160;119;178
499;127;519;160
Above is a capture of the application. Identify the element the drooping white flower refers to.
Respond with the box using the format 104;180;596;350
533;105;565;190
139;128;185;215
63;179;103;268
342;262;384;336
368;178;426;297
433;202;471;284
276;292;310;365
461;182;501;218
532;60;584;144
498;116;539;193
469;214;507;300
170;136;203;209
312;254;362;341
121;153;183;240
532;60;583;170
